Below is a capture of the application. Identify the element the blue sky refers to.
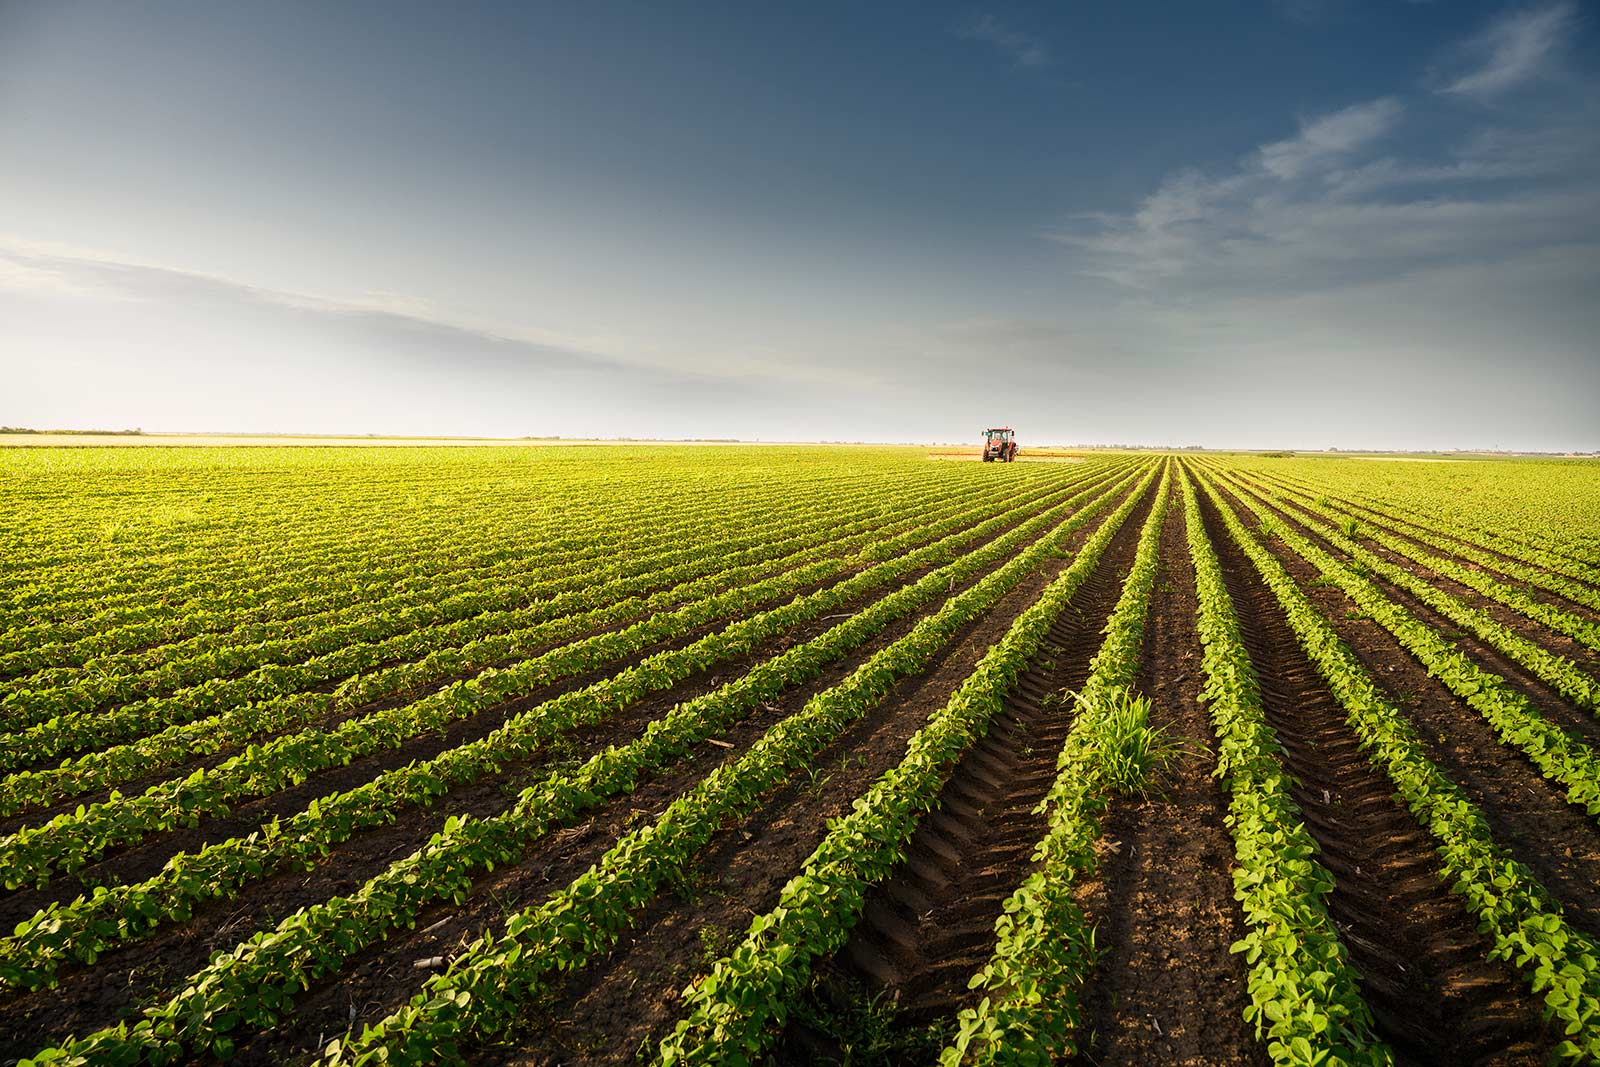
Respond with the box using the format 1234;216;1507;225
2;1;1596;448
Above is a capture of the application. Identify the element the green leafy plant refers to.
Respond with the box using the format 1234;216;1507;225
1084;692;1176;798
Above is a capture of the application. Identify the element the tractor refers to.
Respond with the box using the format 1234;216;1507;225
982;427;1018;463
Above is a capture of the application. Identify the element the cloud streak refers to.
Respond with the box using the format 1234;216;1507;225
1258;98;1403;179
1442;2;1578;96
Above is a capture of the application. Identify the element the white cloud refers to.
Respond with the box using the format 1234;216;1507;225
1051;73;1600;293
0;252;109;299
0;237;885;395
1443;2;1578;97
1258;98;1403;179
958;14;1050;69
1029;10;1600;451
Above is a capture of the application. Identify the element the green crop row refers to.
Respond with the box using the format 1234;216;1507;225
17;465;1158;1067
1179;465;1388;1066
652;461;1154;1066
1196;471;1600;1062
1251;470;1600;655
2;457;988;667
0;467;959;707
0;470;1072;809
0;470;1012;747
0;460;826;650
937;465;1172;1065
1210;474;1600;820
1254;466;1600;594
1244;468;1600;619
1216;469;1600;706
0;468;1114;887
0;468;1147;999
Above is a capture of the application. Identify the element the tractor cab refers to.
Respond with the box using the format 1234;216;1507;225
982;427;1018;463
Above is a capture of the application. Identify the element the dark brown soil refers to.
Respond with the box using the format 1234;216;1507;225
0;504;1035;1060
1074;493;1264;1067
1199;482;1561;1065
746;482;1159;1065
1224;477;1600;754
1274;479;1600;631
1276;480;1600;598
14;460;1588;1067
60;475;1138;1067
0;586;937;1059
1205;489;1600;943
473;480;1155;1067
1248;477;1600;679
0;477;1100;927
1;478;1092;828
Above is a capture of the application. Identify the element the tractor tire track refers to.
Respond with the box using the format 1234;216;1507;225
1218;498;1600;943
1199;485;1556;1066
767;483;1154;1065
482;481;1154;1067
1074;496;1264;1066
1235;482;1600;745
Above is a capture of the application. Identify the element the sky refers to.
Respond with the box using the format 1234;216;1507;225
1;1;1597;450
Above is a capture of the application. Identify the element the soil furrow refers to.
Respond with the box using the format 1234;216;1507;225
1;509;1034;916
1199;486;1558;1066
1074;495;1264;1066
1287;487;1600;597
1208;492;1600;942
0;552;973;1058
1231;481;1600;750
1261;481;1600;629
1253;483;1600;680
707;487;1163;1066
479;483;1156;1067
210;480;1144;1067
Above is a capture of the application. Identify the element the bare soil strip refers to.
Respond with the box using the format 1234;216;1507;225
1074;495;1264;1066
0;566;867;921
0;485;1091;916
1233;482;1600;752
478;485;1157;1067
209;481;1149;1067
1281;483;1600;597
1198;486;1557;1066
1257;477;1600;629
1256;484;1600;679
1209;491;1600;945
717;489;1162;1066
0;540;995;1058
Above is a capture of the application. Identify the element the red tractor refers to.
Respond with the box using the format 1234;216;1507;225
982;427;1019;463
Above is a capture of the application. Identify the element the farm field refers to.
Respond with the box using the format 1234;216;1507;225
1;445;1598;1067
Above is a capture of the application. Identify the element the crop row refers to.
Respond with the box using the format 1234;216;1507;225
1212;472;1600;819
2;459;982;662
1232;469;1600;656
1179;466;1386;1066
0;475;1092;817
0;464;985;694
938;465;1171;1065
0;460;802;637
0;466;1026;750
1245;469;1600;616
0;466;1123;887
0;466;1148;997
1258;466;1600;592
1196;469;1600;1061
1219;471;1600;712
17;464;1159;1065
652;462;1155;1065
0;467;954;696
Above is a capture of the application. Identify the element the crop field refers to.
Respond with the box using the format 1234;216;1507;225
2;444;1599;1067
